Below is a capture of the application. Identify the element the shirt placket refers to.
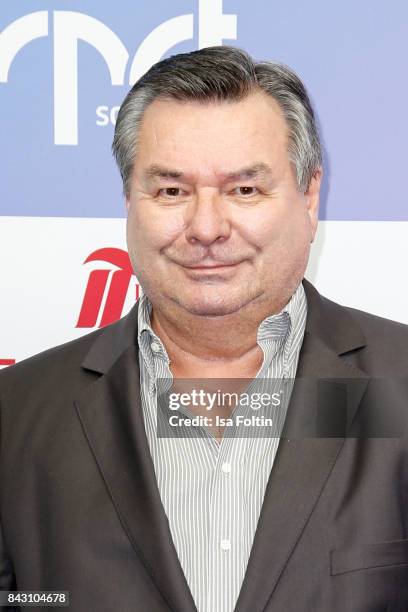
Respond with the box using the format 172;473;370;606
205;433;247;612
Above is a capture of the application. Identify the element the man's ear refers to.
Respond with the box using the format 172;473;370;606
305;167;323;242
125;196;130;213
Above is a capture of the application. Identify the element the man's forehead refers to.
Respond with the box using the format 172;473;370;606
135;93;289;184
140;91;288;139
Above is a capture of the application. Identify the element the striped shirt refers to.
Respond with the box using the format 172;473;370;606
137;282;307;612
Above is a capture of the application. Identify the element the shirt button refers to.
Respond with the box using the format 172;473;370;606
150;341;161;353
220;539;231;551
221;462;231;475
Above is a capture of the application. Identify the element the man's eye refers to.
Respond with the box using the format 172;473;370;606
233;186;259;196
158;187;183;197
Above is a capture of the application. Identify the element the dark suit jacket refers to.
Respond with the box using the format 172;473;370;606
1;278;408;612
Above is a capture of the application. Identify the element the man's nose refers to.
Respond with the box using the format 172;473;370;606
184;190;231;246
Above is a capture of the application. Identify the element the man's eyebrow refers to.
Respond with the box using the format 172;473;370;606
144;164;183;180
224;163;274;181
143;162;274;182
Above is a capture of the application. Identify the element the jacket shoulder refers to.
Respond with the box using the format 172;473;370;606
303;279;408;373
0;312;132;397
332;298;408;371
344;302;408;337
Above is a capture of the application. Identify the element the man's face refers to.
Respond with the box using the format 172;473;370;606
126;91;321;317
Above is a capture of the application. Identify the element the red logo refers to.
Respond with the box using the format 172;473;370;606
76;247;139;328
0;359;15;367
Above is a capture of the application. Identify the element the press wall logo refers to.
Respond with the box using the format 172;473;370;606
0;2;237;145
0;359;15;368
76;247;139;329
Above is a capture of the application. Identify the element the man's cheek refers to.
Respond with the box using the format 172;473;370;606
153;222;185;248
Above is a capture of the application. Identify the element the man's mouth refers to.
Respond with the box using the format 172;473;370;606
184;263;240;270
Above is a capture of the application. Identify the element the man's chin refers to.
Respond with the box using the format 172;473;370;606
173;295;252;318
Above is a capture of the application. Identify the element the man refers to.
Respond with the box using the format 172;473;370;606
1;46;408;612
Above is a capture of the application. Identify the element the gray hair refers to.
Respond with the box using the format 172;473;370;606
112;46;322;196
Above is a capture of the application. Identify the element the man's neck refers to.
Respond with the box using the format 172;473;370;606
149;297;287;378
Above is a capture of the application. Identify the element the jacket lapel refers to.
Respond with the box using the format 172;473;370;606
234;279;369;612
74;310;197;612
